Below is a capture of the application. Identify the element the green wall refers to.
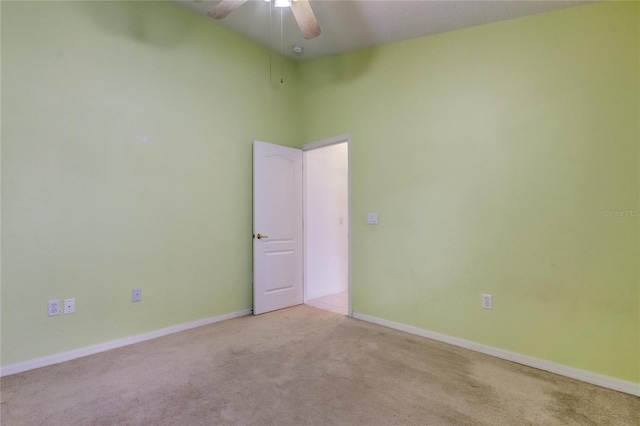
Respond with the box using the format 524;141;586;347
298;2;639;383
1;1;299;366
2;1;638;386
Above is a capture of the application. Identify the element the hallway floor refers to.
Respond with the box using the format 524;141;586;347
305;290;348;315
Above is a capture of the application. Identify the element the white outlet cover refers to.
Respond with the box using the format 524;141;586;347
132;289;142;302
482;294;493;310
48;300;61;316
367;212;378;225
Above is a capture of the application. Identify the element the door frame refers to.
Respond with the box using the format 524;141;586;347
302;133;352;316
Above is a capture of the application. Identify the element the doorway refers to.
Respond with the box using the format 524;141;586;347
303;136;350;315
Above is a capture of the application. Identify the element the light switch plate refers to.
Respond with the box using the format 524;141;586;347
367;213;378;225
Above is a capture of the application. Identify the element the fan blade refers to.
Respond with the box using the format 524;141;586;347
207;0;248;19
290;0;321;39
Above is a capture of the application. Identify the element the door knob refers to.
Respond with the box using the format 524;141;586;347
256;233;269;240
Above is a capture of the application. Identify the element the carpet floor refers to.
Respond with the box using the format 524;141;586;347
1;305;638;425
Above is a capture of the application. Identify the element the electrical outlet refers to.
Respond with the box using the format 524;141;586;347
482;294;493;310
64;298;75;314
48;300;61;317
132;288;142;302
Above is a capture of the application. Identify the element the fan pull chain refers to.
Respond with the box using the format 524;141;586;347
280;7;284;84
269;1;273;85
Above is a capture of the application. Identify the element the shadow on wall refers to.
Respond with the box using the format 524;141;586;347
305;49;377;88
80;1;195;48
300;1;379;87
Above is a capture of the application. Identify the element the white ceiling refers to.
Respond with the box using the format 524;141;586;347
178;0;596;60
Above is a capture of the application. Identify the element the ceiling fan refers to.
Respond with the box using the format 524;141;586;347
207;0;321;40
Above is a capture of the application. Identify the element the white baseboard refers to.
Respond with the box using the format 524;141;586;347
352;312;640;397
1;309;252;377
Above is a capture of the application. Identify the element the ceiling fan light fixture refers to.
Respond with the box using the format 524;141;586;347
274;0;292;8
210;0;320;40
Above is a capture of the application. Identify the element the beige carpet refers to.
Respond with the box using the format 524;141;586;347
1;305;638;425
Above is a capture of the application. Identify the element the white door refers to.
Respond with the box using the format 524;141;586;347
253;140;303;315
